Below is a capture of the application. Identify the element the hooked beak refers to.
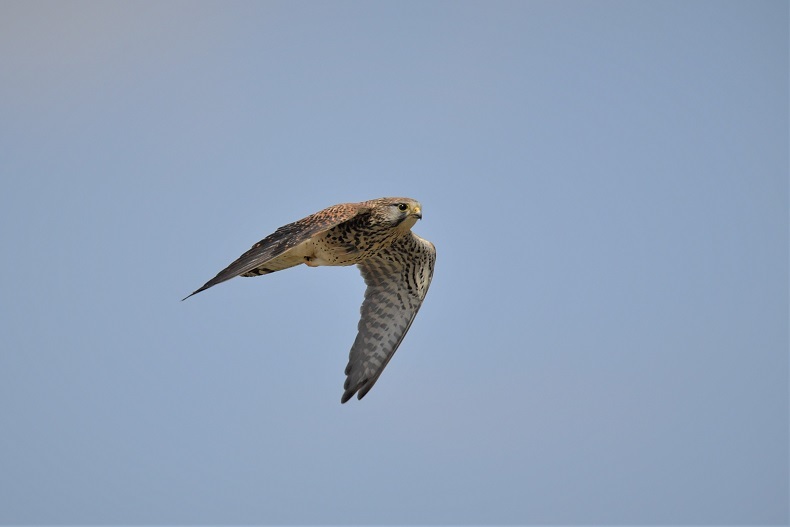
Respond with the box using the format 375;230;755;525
413;205;422;219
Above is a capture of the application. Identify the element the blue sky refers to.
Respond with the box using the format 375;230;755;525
1;0;787;524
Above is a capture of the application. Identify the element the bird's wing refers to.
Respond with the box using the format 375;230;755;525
342;232;436;403
183;202;365;300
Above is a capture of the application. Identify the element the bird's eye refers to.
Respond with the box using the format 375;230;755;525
397;203;408;211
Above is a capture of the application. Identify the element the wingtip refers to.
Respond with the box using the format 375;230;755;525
340;388;357;404
181;285;207;302
340;386;370;404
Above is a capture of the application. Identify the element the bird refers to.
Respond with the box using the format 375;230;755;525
183;197;436;403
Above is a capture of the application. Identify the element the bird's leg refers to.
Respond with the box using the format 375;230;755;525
304;256;319;267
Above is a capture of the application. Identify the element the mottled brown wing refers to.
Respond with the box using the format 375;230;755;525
183;202;365;300
342;232;436;403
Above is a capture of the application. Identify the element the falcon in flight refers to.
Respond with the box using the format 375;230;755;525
184;197;436;403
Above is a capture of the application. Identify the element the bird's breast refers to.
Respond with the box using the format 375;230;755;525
302;226;402;267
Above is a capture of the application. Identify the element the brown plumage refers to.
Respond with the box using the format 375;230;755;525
184;197;436;403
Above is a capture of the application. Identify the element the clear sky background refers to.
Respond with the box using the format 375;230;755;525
0;1;787;524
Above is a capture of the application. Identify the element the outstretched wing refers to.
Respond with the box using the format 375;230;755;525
342;232;436;403
183;202;365;300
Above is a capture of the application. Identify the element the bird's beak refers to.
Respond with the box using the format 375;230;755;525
413;205;422;219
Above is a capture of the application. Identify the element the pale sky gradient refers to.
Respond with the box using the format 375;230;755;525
1;0;787;524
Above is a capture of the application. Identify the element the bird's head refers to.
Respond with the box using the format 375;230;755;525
368;197;423;231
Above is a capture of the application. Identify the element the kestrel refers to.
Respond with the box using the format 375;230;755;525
184;197;436;403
